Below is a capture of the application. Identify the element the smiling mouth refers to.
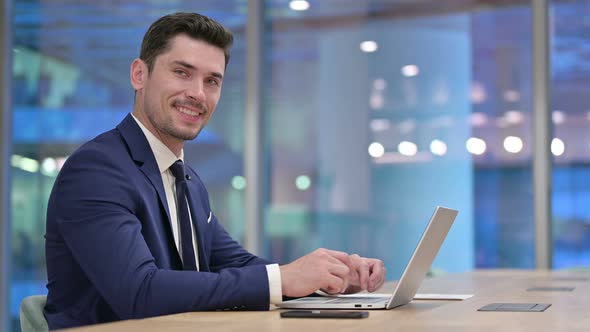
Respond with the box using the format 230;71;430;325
175;105;201;117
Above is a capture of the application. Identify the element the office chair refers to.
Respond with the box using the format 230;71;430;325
20;295;49;332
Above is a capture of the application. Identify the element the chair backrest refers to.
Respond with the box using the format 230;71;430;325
20;295;49;332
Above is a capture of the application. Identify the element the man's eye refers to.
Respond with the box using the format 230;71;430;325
175;69;188;76
208;78;220;86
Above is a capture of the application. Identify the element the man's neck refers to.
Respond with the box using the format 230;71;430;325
131;108;183;157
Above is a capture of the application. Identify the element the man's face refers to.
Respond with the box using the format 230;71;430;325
132;34;225;149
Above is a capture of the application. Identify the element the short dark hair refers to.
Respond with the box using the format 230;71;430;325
139;12;233;73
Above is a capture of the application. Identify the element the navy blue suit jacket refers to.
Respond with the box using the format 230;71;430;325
44;114;272;330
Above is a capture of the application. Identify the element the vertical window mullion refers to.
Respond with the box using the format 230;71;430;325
244;0;265;255
0;0;14;330
532;0;553;269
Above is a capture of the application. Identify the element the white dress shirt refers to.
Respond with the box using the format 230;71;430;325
131;114;282;304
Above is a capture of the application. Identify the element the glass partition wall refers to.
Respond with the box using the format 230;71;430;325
8;1;247;330
262;1;533;276
550;0;590;268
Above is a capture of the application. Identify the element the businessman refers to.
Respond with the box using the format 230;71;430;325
44;12;385;329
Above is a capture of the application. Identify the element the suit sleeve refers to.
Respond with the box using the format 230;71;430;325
207;213;273;271
50;147;271;320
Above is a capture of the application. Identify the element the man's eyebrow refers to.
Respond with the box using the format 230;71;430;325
172;60;223;80
173;60;195;70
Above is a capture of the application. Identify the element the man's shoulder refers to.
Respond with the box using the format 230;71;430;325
57;125;141;180
69;128;125;160
50;126;142;204
70;114;140;160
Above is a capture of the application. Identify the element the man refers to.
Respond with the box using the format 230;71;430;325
44;12;385;329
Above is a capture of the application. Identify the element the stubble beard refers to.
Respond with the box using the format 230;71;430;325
157;115;202;142
143;104;203;143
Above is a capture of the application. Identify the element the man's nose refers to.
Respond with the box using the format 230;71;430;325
186;82;205;102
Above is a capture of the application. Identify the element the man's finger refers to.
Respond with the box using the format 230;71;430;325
323;274;346;294
323;249;352;266
327;261;350;278
352;255;370;291
367;259;386;292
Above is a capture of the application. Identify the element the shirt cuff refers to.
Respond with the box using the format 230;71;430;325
266;263;283;304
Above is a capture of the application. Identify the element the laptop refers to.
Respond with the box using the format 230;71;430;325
277;206;458;310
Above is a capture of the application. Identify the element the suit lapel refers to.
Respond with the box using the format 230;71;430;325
117;114;171;221
116;114;178;261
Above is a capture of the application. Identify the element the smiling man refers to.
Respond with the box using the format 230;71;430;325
43;12;385;330
131;34;222;154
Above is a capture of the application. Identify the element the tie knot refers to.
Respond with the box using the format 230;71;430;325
169;160;185;181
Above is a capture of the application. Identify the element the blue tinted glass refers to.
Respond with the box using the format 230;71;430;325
550;1;590;269
9;2;245;330
264;1;534;279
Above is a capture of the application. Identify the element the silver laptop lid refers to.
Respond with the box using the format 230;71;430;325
387;206;458;309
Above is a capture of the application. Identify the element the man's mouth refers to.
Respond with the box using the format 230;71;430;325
173;101;206;118
175;105;200;116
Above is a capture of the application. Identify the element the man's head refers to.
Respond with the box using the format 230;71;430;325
140;12;233;72
130;12;233;156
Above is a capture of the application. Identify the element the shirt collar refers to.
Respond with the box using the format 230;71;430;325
131;113;184;174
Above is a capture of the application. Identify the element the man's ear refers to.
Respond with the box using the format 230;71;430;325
130;58;148;90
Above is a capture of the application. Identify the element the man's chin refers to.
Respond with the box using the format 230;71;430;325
173;129;201;142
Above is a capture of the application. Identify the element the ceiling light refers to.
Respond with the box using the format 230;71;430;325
466;137;486;155
551;138;565;156
289;0;310;11
503;136;523;153
370;119;390;132
401;65;419;77
295;175;311;191
398;141;417;156
470;112;488;127
231;176;247;190
471;82;487;104
552;110;565;124
373;78;387;91
430;139;447;156
504;110;524;125
368;142;385;158
360;40;378;53
503;89;520;102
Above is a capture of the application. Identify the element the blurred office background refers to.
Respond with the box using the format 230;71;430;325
1;0;590;330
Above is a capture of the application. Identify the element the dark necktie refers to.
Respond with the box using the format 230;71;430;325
169;160;198;271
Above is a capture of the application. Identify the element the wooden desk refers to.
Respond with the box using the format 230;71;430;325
61;270;590;331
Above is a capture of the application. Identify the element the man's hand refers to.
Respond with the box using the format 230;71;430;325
340;254;386;294
280;248;352;297
279;249;386;297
